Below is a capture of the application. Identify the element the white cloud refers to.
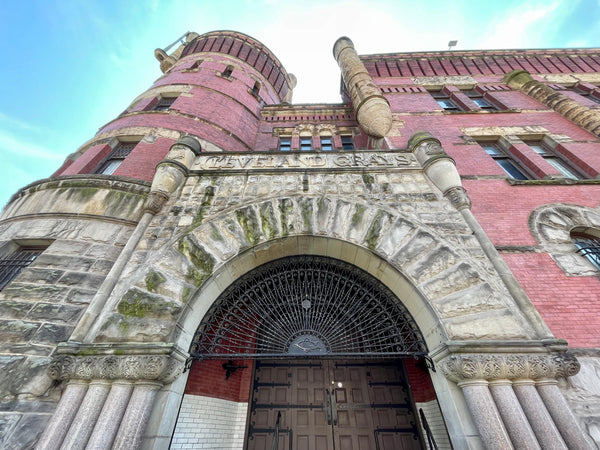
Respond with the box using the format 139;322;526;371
0;130;64;162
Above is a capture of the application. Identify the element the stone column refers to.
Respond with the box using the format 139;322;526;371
333;36;392;139
536;379;595;450
112;382;162;450
38;344;185;450
85;381;134;449
61;380;111;449
504;70;600;137
457;380;513;449
513;379;568;449
488;379;540;450
35;380;88;450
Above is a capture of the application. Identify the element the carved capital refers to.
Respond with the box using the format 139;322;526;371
444;186;472;211
144;191;169;214
48;353;184;384
440;353;580;383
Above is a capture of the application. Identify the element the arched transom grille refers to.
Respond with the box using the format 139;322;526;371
190;256;427;359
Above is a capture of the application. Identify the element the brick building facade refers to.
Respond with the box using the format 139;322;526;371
1;30;600;449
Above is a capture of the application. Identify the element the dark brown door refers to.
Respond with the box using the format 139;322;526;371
247;360;423;450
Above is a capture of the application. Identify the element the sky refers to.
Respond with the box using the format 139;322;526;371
0;0;599;210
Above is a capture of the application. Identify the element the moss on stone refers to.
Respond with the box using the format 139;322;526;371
362;173;375;191
365;210;387;251
182;286;192;303
236;206;261;245
299;198;313;232
193;185;216;226
117;287;181;319
259;202;278;240
351;204;366;227
279;198;294;236
177;236;215;288
145;271;166;293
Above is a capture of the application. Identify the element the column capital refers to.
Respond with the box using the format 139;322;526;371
47;343;186;384
503;70;535;89
440;352;580;383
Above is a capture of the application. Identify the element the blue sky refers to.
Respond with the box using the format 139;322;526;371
1;0;599;210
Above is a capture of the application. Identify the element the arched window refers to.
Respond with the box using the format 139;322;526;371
571;230;600;270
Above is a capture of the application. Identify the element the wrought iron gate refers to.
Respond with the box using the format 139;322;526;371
189;256;427;362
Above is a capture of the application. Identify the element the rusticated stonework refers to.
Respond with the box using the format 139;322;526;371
440;353;580;383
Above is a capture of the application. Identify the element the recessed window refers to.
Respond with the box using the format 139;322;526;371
222;65;233;78
320;136;332;151
430;91;461;111
466;90;497;110
572;232;600;269
251;81;261;97
566;85;600;105
152;96;177;111
96;141;137;175
300;137;312;151
341;135;354;150
0;246;46;291
189;59;202;70
525;141;581;180
480;142;529;180
279;137;291;151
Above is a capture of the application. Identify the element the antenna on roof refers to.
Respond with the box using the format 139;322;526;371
448;40;458;51
163;31;192;53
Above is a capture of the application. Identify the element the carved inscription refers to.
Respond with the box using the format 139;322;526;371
193;152;417;171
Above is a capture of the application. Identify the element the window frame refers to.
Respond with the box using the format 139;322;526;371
151;95;177;112
300;136;312;151
572;232;600;270
524;140;582;180
278;136;291;152
0;245;46;291
341;135;355;150
320;136;333;151
95;141;138;175
430;90;461;111
479;141;529;180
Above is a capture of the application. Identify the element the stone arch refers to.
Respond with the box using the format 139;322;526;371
529;203;600;276
95;195;537;346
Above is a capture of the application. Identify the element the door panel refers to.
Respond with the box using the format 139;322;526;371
247;360;422;450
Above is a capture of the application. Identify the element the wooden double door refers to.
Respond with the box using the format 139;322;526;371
247;360;423;450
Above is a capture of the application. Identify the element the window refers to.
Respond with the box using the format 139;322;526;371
320;136;332;151
152;96;177;111
222;65;233;78
0;246;45;291
189;59;202;70
566;85;600;105
251;81;261;97
279;137;291;151
525;141;580;180
300;137;312;151
480;142;529;180
341;135;354;150
96;141;137;175
572;232;600;269
466;90;497;110
430;91;461;111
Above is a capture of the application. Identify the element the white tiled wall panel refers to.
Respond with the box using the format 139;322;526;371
171;394;249;449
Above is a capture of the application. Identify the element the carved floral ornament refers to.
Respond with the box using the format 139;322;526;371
47;354;184;384
440;353;580;383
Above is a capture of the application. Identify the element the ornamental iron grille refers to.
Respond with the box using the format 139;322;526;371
190;256;427;360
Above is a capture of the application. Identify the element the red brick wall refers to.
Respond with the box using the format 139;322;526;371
405;359;436;403
185;359;254;403
58;144;111;176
